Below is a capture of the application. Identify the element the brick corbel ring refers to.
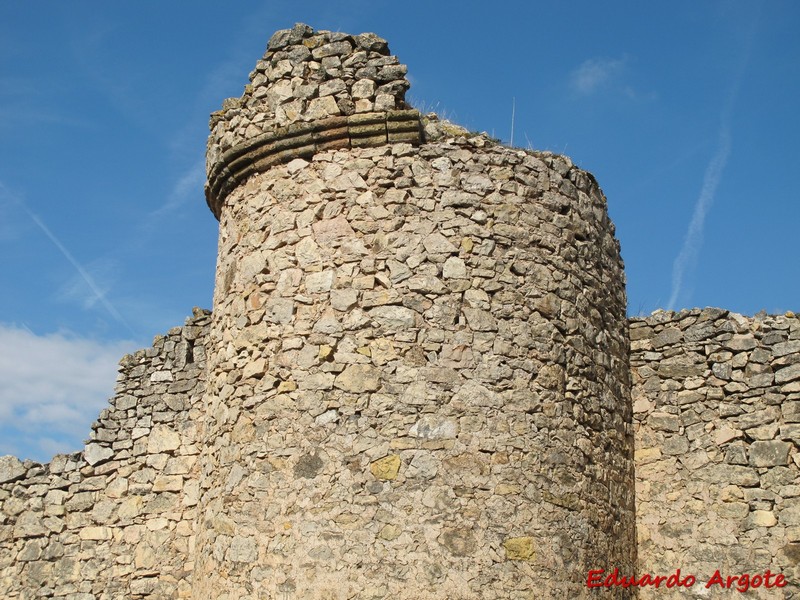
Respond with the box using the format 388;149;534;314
205;109;422;219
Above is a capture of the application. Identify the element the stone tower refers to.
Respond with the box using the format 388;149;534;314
194;23;635;599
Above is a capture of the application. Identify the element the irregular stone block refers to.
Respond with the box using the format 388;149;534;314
406;274;446;294
715;501;750;519
749;441;792;467
0;455;26;484
635;447;662;464
228;536;258;563
13;512;47;539
305;269;335;293
776;363;800;384
773;340;800;357
409;415;458;440
300;372;335;391
442;256;467;279
242;357;267;379
330;288;359;311
152;475;183;492
422;232;457;254
462;308;497;332
750;510;778;527
378;524;401;541
706;463;760;486
312;215;356;247
311;40;353;59
79;526;113;541
265;298;294;324
294;453;324;479
648;412;681;433
18;539;47;563
370;455;401;480
146;425;181;454
408;452;438;479
84;443;114;466
724;334;757;351
504;537;536;561
368;305;416;328
439;528;476;556
335;364;381;393
150;370;173;383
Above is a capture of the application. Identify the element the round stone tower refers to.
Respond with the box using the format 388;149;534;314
194;23;635;600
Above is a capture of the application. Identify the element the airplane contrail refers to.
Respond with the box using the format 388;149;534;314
667;125;732;311
666;10;760;311
1;181;137;337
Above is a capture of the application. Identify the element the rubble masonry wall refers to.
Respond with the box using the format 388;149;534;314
0;310;211;599
632;309;800;598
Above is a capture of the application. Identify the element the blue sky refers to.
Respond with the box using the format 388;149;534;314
1;1;798;462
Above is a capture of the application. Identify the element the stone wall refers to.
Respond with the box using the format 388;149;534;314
632;309;800;598
193;24;634;600
0;309;210;599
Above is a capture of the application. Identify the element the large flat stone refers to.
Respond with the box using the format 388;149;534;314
0;455;25;484
335;364;381;393
749;441;792;467
84;443;114;466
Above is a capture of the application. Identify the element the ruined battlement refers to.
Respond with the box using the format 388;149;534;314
205;24;420;217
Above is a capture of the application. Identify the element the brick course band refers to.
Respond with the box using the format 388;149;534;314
205;109;423;218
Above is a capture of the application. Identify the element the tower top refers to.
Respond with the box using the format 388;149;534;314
205;23;421;218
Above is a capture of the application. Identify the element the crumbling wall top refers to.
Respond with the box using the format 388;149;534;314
205;23;422;218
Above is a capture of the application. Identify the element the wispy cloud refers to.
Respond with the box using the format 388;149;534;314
0;106;89;130
570;56;628;95
68;21;154;133
0;75;90;131
569;55;655;101
0;181;138;337
0;323;136;462
149;159;206;218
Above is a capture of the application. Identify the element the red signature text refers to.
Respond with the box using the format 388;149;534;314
587;568;787;592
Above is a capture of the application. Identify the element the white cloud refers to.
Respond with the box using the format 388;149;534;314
570;56;627;94
0;323;137;461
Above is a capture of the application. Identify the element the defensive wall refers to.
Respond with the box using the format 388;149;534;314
0;309;211;599
633;309;799;598
0;24;797;600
